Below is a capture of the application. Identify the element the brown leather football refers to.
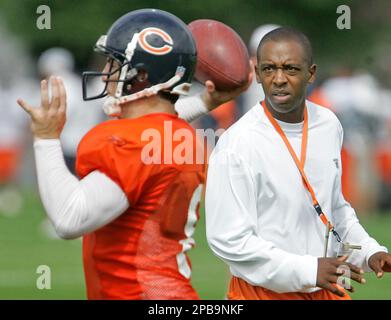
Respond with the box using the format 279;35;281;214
188;19;250;91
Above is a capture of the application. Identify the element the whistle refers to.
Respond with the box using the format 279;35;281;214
337;242;362;257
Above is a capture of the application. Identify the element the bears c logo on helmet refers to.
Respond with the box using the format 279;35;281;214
138;27;174;55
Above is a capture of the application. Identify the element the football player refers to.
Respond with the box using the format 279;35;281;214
17;9;250;299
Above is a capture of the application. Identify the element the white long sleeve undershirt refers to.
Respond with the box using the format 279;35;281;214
34;139;129;239
33;95;210;239
175;94;209;122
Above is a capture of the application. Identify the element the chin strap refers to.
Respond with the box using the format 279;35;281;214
114;33;139;99
102;96;123;117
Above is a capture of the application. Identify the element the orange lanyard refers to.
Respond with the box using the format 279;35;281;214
261;101;342;243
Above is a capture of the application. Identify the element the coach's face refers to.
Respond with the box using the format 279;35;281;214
255;39;316;116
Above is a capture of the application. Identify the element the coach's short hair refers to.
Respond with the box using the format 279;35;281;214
257;27;313;65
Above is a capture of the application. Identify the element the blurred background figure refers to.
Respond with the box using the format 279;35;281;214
374;108;391;211
0;88;26;216
319;68;391;213
0;22;39;217
37;48;104;174
239;24;279;115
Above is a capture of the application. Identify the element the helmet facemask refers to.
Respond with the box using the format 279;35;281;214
82;35;138;101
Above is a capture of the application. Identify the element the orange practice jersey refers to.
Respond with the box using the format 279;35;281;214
76;113;205;299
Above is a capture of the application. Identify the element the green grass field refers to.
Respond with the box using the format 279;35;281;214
0;190;390;299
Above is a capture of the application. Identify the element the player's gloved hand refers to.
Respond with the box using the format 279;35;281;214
316;255;365;297
17;76;67;139
201;60;254;111
368;252;391;278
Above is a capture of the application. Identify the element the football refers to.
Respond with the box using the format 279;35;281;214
188;19;251;91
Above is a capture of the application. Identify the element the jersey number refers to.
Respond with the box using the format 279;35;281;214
176;184;203;279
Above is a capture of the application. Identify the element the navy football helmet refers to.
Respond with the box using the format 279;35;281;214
82;9;197;115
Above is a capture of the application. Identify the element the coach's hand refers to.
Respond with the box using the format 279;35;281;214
316;255;365;297
368;252;391;278
201;60;253;111
17;76;67;139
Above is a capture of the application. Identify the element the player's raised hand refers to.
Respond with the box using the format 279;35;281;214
201;60;254;111
368;252;391;278
17;76;67;139
316;255;366;297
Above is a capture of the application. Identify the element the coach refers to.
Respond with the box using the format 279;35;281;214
205;27;391;300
